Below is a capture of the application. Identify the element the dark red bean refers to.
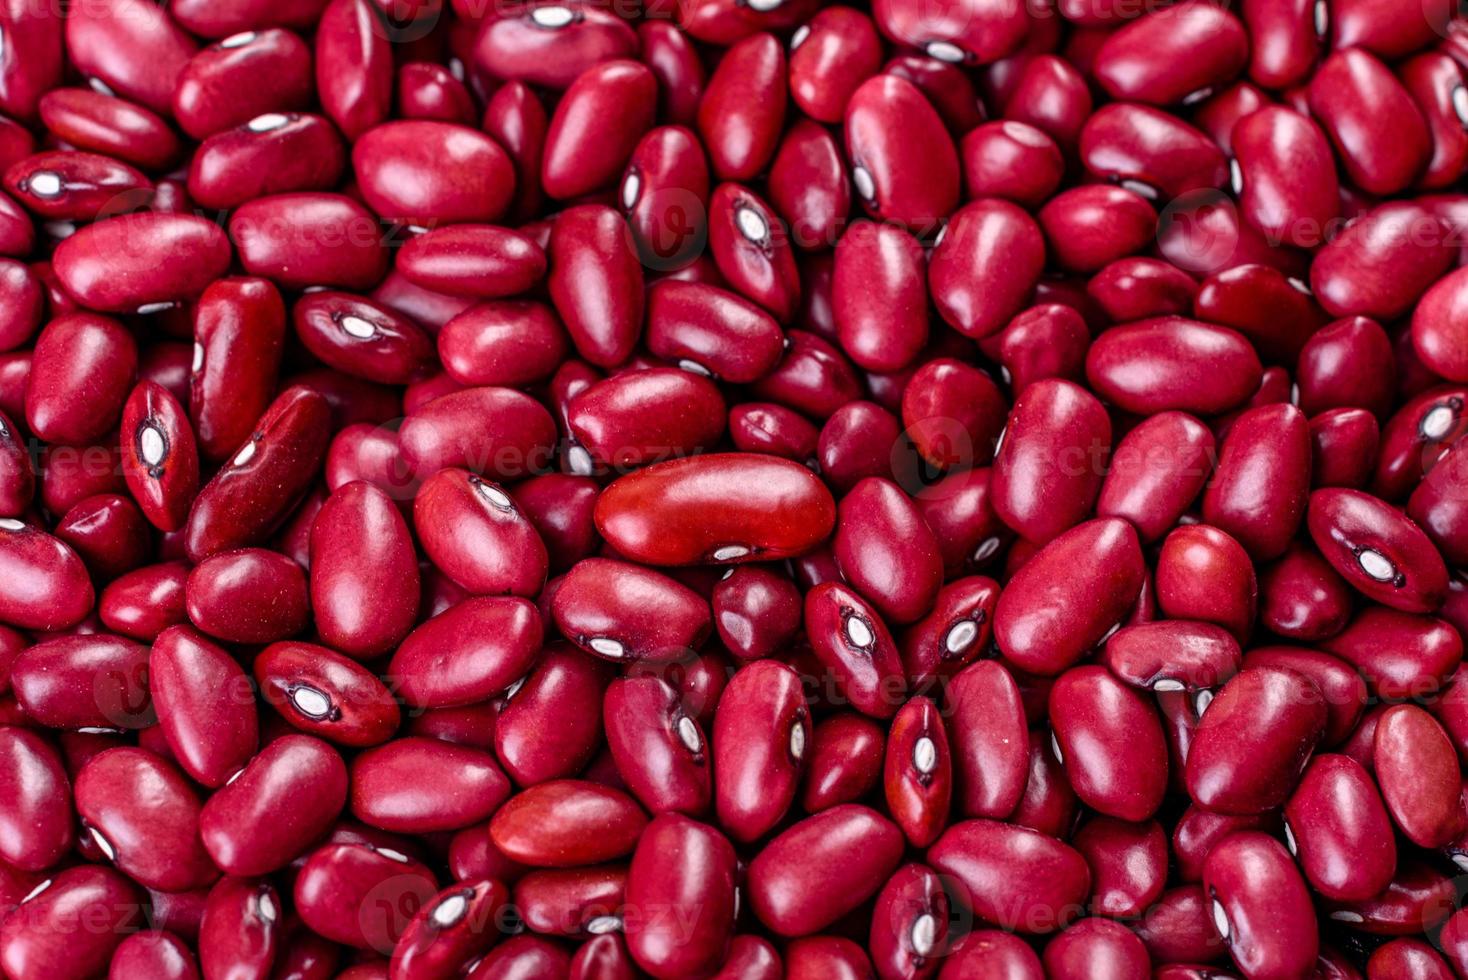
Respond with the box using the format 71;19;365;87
120;381;198;532
474;3;639;91
1306;487;1448;614
947;659;1027;821
928;819;1090;934
713;660;809;842
0;866;142;980
255;640;401;747
0;727;73;871
901;357;1006;472
844;75;958;232
351;737;510;834
548;204;646;368
149;626;257;788
490;780;648;868
390;879;511;980
109;931;200;980
1074;816;1167;919
544;61;657;200
185;547;308;644
554;557;711;663
1310;202;1454;321
1308;49;1430;196
11;633;151;729
496;644;612;786
1203;403;1312;562
353;121;514;225
929;199;1045;339
293;842;437;952
1284;753;1396;902
1204;831;1319;978
26;313;137;446
623;814;735;977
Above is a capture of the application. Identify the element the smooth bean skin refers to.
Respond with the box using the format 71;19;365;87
120;381;198;533
294;843;438;952
568;367;726;469
351;737;511;834
1257;543;1353;642
149;626;257;789
804;581;906;718
199;734;347;876
936;930;1044;980
929;200;1045;339
1101;620;1240;694
548;205;646;368
544;60;656;200
1242;647;1365;749
1202;403;1312;562
1204;832;1319;980
992;378;1110;544
52;213;230;314
1097;412;1214;543
1092;3;1247;104
1049;666;1168;821
928;819;1090;934
74;747;217;892
707;182;802;324
515;864;626;939
900;575;999;689
961;121;1064;208
1073;816;1167;920
108;931;200;980
6;150;151;221
1284;753;1396;902
555;557;711;664
901;357;1007;472
697;33;785;182
1231;106;1340;250
1374;704;1466;848
1156;524;1258;643
1324;606;1462;701
1192;263;1325;365
255;640;401;747
292;291;435;386
832;221;926;371
844;74;958;231
1308;49;1430;196
802;713;884;813
1306;488;1447;614
353;121;514;226
309;481;419;657
1086;317;1262;417
11;634;151;730
185;547;308;644
596;453;835;566
413;468;549;597
400;386;557;480
1309;203;1454;321
880;697;949;847
1004;55;1092;154
1368;938;1456;980
190;278;286;463
834;477;942;624
623;814;736;978
1413;268;1468;383
994;518;1146;675
474;4;638;90
1310;406;1383;492
713;660;810;842
646;280;785;383
604;675;711;816
390;878;511;980
946;659;1028;821
1042;917;1150;980
0;866;142;980
0;726;73;871
1080;103;1227;201
388;597;541;709
26;312;137;446
496;645;611;787
490;780;648;868
399;225;546;303
747;804;903;937
1038;185;1157;275
1185;665;1326;814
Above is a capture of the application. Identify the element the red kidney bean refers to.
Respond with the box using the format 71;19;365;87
119;381;197;532
872;0;1027;64
353;121;514;226
292;291;434;385
899;575;999;690
726;401;816;460
388;596;540;709
1093;3;1247;105
994;518;1146;675
1003;55;1092;153
109;931;200;980
1202;403;1312;561
173;29;313;139
1038;185;1157;275
937;930;1043;979
1373;704;1466;848
695;34;785;184
544;61;656;201
1325;860;1456;936
75;747;217;891
52;213;229;315
1186;665;1326;814
1243;646;1365;748
992;378;1110;543
1257;543;1353;642
1374;385;1468;499
713;659;809;842
603;675;711;816
960;121;1063;208
1368;938;1456;980
0;259;42;353
149;626;257;788
804;581;906;718
844;75;958;232
867;863;948;979
711;565;800;662
1284;753;1396;902
1097;412;1214;543
1043;916;1151;980
184;547;307;643
1298;319;1396;425
1088;317;1262;417
0;726;73;871
945;659;1027;823
11;633;151;729
1229;106;1340;250
0;866;142;980
796;714;880;815
1306;487;1447;613
596;453;835;565
25;313;136;446
929;200;1045;340
831;221;925;371
1192;263;1326;365
199;734;346;876
255;640;400;747
294;843;437;952
184;385;332;562
620;814;735;976
1311;202;1454;321
833;478;941;624
747;803;903;937
548;204;645;367
309;480;419;657
554;557;711;663
397;61;475;125
1240;0;1318;90
569;368;725;469
1073;816;1167;919
64;0;196;115
1412;266;1468;384
491;780;647;868
1308;49;1430;196
197;877;280;980
1049;665;1168;821
474;3;638;90
706;182;801;323
1081;103;1228;201
401;383;556;479
901;358;1006;472
230;192;384;291
351;737;510;834
619;124;710;270
1324;606;1462;701
1156;524;1257;643
1134;884;1228;965
1086;258;1197;324
435;304;565;391
787;7;881;124
390;878;511;980
5;150;151;221
495;644;611;786
36;88;177;171
190;277;285;462
1204;831;1318;979
398;224;545;300
986;303;1090;398
929;819;1089;934
646;281;785;383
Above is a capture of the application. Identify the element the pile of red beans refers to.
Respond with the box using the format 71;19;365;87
10;0;1468;977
